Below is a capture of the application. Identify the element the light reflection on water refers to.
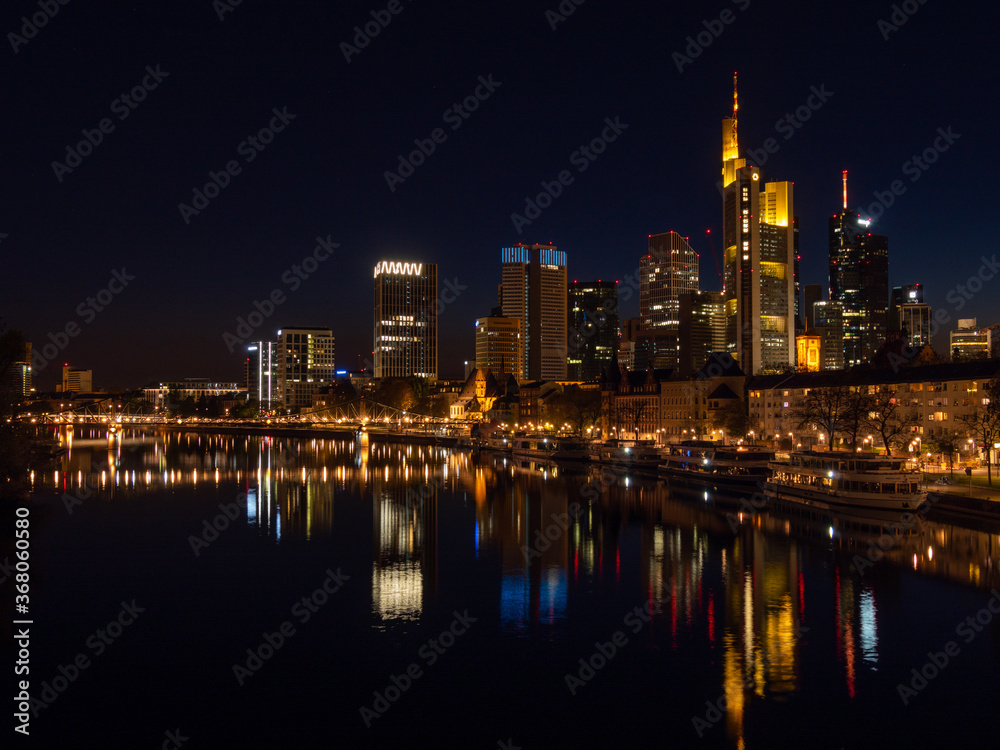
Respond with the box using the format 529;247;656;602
34;425;1000;748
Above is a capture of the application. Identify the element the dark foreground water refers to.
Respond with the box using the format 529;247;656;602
11;427;1000;748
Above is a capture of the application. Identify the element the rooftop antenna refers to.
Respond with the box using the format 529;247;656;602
731;72;739;152
842;170;848;210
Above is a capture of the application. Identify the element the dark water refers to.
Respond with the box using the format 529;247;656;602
13;427;1000;748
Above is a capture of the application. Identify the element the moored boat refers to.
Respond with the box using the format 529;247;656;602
512;435;590;461
658;441;774;491
593;439;664;470
764;451;927;512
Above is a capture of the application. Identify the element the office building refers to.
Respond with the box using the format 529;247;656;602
829;171;889;367
568;280;619;381
721;77;796;374
890;283;924;331
246;341;279;409
950;319;992;360
374;260;438;379
277;327;335;410
812;300;845;371
475;316;522;379
1;342;32;398
638;232;698;369
678;290;726;376
60;365;93;393
899;302;932;348
500;244;567;380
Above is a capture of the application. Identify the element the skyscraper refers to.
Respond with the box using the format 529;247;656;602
246;341;279;410
500;243;567;380
568;280;619;381
830;172;888;367
374;260;438;379
803;284;823;329
678;290;726;376
475;316;522;379
721;75;796;374
638;232;698;369
277;327;335;410
890;283;924;331
812;300;845;371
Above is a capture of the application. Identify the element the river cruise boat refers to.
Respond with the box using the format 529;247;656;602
483;434;513;453
658;441;775;490
512;436;590;461
764;451;927;512
591;439;664;470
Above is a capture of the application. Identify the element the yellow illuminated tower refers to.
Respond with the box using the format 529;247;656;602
721;75;796;374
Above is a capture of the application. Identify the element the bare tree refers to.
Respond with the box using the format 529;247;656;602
928;428;963;477
614;400;649;440
840;388;874;450
958;375;1000;486
866;386;920;457
791;385;852;450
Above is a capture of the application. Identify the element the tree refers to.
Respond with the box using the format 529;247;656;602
958;375;1000;486
614;400;648;440
375;378;417;411
866;386;920;457
839;389;875;451
547;387;602;436
713;399;750;443
928;428;963;477
792;385;852;450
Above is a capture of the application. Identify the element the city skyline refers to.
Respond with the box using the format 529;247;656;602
3;1;997;387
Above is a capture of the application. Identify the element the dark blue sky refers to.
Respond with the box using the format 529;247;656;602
3;0;996;387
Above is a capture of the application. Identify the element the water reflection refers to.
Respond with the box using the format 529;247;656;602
34;425;1000;747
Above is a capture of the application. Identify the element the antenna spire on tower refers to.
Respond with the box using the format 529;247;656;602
842;170;848;210
732;71;739;150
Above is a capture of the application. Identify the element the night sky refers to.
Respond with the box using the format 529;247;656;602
3;0;997;388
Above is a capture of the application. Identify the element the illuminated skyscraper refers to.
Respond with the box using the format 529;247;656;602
373;260;438;379
678;290;726;376
829;172;888;366
721;75;796;374
277;327;335;410
475;316;522;378
568;280;619;381
246;341;279;409
638;232;698;369
812;300;845;371
500;244;567;380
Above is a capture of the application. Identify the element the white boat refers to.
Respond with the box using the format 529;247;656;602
764;451;927;512
658;441;774;491
483;435;513;453
593;439;664;469
512;436;590;461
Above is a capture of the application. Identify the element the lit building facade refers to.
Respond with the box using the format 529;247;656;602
246;341;279;409
277;327;335;410
1;342;32;398
500;244;567;380
721;78;796;375
639;232;698;369
61;365;93;393
829;174;889;367
678;290;726;376
568;280;619;382
812;300;845;371
950;319;992;360
899;303;932;348
890;283;924;331
475;316;522;379
374;261;438;379
143;379;240;408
